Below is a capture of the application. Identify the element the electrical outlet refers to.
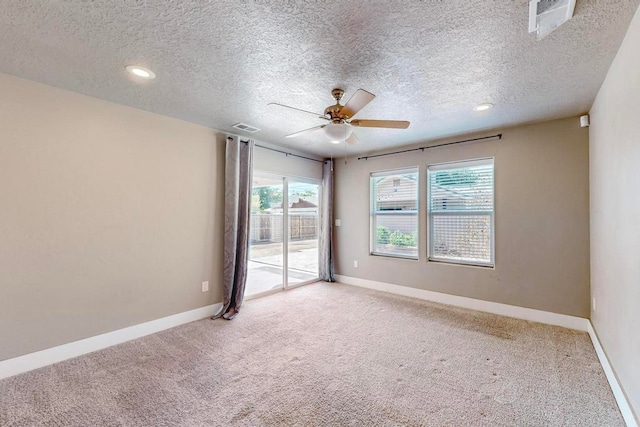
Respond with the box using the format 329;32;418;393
335;219;341;227
354;260;359;268
201;281;209;292
592;297;596;313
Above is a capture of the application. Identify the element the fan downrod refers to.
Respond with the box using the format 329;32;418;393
331;88;344;102
325;88;346;119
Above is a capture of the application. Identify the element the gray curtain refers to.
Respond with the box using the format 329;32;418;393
319;159;335;282
212;136;254;320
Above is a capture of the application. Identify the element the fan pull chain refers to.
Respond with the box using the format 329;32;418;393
343;124;348;165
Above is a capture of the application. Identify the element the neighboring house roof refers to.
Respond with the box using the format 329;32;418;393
291;199;317;209
265;199;318;211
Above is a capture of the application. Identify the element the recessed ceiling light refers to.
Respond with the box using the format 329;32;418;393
329;140;342;144
474;103;493;112
125;65;156;79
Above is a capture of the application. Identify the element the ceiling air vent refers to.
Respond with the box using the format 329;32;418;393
232;123;260;133
529;0;576;40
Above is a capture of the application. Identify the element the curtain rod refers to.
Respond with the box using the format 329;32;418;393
238;138;327;164
357;134;503;161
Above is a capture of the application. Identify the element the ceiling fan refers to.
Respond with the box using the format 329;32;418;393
269;88;410;145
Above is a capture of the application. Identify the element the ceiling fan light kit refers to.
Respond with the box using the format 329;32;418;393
324;122;354;141
272;88;411;145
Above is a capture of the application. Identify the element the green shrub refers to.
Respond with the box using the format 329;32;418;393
376;226;390;244
377;227;417;247
389;230;417;247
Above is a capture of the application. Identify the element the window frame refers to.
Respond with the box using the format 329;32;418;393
370;167;420;260
427;158;495;268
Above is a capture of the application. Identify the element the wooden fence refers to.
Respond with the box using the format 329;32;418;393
250;213;318;243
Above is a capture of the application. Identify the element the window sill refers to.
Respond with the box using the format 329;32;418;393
428;258;495;269
370;252;419;261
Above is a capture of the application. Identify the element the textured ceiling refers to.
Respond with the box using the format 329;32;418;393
1;0;638;158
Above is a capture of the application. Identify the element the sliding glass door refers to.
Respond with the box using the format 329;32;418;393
245;173;320;298
246;174;284;296
287;180;320;286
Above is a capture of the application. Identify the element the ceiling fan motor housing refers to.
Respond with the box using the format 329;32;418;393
325;105;345;120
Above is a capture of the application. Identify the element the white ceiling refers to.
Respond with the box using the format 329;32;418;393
1;0;638;158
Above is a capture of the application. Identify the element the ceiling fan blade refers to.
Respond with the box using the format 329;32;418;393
268;103;329;120
340;89;375;119
350;119;410;129
346;133;360;145
285;124;327;138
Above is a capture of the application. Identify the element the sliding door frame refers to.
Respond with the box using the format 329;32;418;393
285;175;322;291
246;171;321;300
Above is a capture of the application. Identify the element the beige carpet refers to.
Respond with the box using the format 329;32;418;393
0;283;623;426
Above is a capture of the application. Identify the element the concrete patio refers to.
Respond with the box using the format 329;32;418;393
246;239;319;296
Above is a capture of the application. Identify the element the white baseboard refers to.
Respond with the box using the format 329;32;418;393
335;275;589;331
0;302;222;380
588;322;638;427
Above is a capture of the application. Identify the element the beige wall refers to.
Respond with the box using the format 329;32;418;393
0;74;225;361
253;141;323;181
335;116;590;317
589;6;640;421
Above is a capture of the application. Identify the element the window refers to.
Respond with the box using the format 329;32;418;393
427;158;494;267
370;168;419;259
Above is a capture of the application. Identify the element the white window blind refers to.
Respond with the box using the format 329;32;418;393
370;168;419;259
427;159;494;267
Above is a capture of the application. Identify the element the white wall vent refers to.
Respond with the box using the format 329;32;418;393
232;123;261;133
529;0;577;40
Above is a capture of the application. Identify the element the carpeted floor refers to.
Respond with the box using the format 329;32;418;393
0;283;624;426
